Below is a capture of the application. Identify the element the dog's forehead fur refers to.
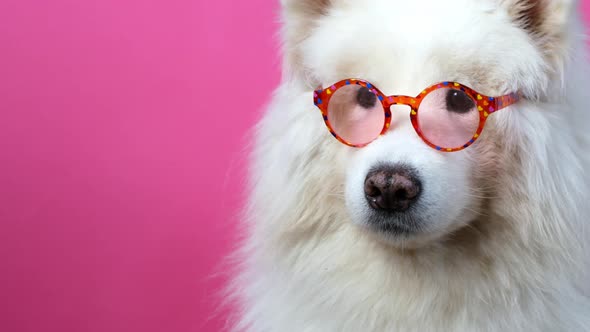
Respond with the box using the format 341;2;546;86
301;0;554;98
284;0;576;97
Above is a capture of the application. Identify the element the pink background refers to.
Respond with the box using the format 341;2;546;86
0;1;588;332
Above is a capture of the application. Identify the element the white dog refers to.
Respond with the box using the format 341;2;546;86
230;0;590;331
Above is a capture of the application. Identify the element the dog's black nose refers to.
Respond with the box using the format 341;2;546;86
364;165;421;212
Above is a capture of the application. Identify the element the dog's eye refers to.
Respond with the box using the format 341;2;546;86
445;90;475;114
356;87;377;109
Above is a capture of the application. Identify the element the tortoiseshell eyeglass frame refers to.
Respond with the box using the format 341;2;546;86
313;79;521;152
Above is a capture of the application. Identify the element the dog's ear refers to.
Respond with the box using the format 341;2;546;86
500;0;575;34
499;0;577;68
280;0;332;83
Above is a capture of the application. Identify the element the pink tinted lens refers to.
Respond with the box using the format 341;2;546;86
327;84;385;146
417;88;480;149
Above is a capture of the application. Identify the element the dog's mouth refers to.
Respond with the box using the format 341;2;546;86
367;210;423;236
357;202;485;249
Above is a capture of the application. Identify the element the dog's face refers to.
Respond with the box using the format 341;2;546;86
283;0;569;248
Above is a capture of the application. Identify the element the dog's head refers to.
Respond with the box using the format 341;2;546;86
281;0;576;248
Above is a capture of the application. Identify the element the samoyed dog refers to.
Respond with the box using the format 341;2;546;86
231;0;590;331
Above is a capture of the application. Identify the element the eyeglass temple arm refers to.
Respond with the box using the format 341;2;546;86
491;92;521;113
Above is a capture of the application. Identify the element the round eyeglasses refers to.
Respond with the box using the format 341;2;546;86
313;79;520;152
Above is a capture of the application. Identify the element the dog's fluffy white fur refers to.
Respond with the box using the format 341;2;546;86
230;0;590;331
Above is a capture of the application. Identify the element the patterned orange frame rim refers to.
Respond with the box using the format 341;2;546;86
313;79;520;152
